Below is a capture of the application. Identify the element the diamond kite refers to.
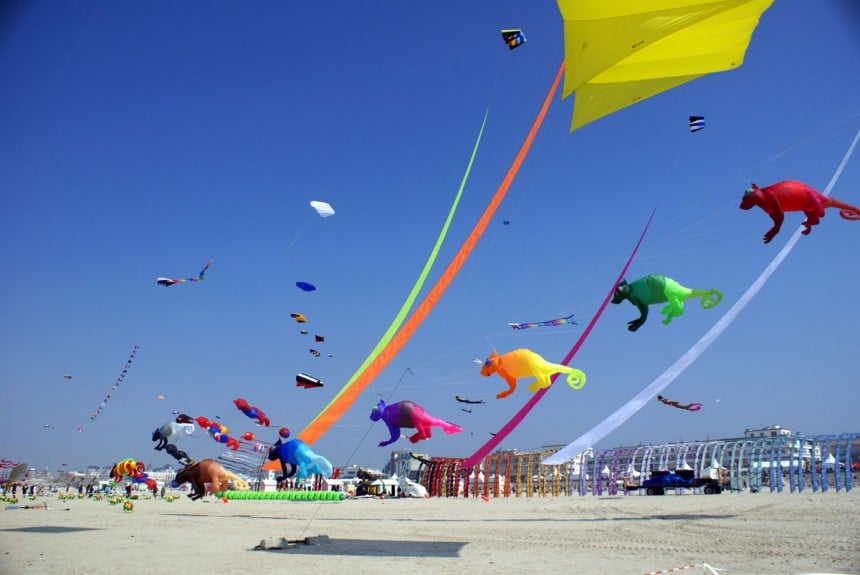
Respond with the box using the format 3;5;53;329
310;201;335;218
556;0;773;131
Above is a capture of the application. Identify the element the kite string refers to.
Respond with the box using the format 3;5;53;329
295;366;416;539
543;126;860;465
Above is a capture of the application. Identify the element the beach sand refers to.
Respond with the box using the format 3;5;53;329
1;490;857;575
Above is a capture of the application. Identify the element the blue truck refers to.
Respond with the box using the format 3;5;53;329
639;469;724;495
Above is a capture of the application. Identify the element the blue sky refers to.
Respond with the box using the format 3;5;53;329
2;1;859;473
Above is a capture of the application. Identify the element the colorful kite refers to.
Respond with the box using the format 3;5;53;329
290;313;307;323
740;180;860;243
89;344;140;421
298;69;562;446
266;438;332;479
296;373;324;389
689;115;705;132
501;29;526;50
370;399;463;447
509;313;577;330
233;398;270;427
461;211;655;469
309;349;321;357
657;395;702;411
612;274;722;332
63;374;72;379
480;348;586;399
110;459;156;489
197;417;240;450
314;334;325;342
296;282;316;292
455;396;484;404
310;200;335;218
556;0;773;131
542;131;859;467
299;330;309;335
156;260;212;287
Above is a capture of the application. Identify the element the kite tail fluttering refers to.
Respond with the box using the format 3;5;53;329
542;127;860;467
298;65;565;446
156;259;212;286
295;109;493;444
461;208;655;469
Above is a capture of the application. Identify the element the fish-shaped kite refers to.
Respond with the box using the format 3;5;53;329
157;260;212;287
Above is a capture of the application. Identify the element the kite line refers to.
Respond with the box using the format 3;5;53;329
299;62;566;445
462;208;655;469
543;126;860;465
89;344;141;421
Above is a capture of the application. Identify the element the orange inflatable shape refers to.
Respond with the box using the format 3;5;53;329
480;348;586;399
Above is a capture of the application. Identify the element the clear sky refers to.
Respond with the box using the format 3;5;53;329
2;1;859;473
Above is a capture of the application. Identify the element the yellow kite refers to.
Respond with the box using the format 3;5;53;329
557;0;773;131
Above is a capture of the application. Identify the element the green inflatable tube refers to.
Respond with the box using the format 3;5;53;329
216;490;347;501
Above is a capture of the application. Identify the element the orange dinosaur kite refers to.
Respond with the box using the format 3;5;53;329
480;348;586;399
740;180;860;243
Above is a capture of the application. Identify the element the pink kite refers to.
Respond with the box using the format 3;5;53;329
370;399;462;447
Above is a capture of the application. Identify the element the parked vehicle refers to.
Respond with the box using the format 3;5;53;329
640;469;723;495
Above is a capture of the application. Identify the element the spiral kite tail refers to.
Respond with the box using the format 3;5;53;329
699;289;723;309
565;368;586;390
183;424;195;435
825;197;860;219
134;460;146;475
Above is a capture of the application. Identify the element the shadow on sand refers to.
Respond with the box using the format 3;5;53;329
252;538;467;558
0;526;104;534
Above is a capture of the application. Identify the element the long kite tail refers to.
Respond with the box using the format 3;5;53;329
295;110;489;445
297;62;566;446
196;259;213;280
461;207;655;470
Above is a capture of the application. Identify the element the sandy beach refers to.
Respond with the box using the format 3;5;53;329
1;490;857;575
